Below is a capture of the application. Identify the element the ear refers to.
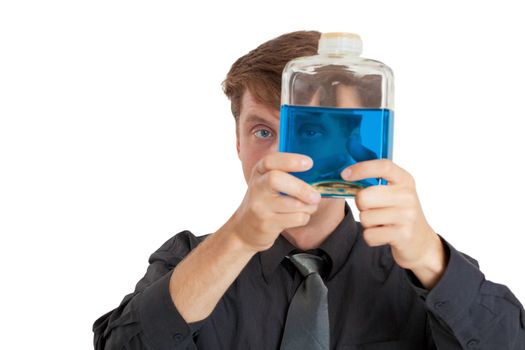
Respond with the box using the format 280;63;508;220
236;126;241;159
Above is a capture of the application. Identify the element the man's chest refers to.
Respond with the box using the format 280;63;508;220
194;264;429;349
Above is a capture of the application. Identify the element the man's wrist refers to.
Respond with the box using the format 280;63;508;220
217;217;260;257
410;234;449;290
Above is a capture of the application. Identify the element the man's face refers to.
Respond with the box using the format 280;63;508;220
236;86;363;185
236;89;280;184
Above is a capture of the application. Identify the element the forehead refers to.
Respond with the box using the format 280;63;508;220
240;90;280;125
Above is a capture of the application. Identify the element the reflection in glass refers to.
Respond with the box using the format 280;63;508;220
279;105;394;197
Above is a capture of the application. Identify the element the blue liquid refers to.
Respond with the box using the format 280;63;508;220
279;105;394;198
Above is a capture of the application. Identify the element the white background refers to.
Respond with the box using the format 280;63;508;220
1;0;524;348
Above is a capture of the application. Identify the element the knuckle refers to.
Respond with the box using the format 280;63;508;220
362;229;373;245
294;199;312;212
261;156;273;172
266;170;280;189
356;190;370;209
355;195;364;210
382;159;394;173
306;203;319;214
296;212;310;226
282;197;300;212
359;211;369;227
300;185;313;201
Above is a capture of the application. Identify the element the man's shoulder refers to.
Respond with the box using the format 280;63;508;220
148;230;210;266
164;229;209;248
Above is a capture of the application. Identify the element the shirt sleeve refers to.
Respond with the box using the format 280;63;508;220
93;230;207;350
406;236;525;349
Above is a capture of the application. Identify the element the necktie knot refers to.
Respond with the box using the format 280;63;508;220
287;252;327;278
286;249;331;277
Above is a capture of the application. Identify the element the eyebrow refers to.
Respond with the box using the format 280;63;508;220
244;114;280;126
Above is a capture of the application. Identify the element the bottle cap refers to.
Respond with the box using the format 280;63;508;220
318;32;363;55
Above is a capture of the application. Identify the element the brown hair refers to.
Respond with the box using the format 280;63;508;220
222;31;321;126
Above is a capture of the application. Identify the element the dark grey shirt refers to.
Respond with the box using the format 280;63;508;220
93;202;525;349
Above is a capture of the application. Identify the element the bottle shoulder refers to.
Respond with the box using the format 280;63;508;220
284;54;392;76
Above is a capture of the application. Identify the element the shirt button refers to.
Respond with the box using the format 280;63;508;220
467;338;480;348
173;333;184;343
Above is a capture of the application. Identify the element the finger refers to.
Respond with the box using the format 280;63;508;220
270;195;319;215
341;159;414;187
263;170;321;205
255;152;313;175
359;207;400;228
279;212;313;229
355;185;405;211
362;225;399;247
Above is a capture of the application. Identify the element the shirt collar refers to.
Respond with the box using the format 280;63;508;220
259;201;358;283
259;231;297;284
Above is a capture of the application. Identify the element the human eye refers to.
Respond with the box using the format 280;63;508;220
254;128;274;140
298;123;325;139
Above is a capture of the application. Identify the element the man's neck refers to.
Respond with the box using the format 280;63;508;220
281;198;346;250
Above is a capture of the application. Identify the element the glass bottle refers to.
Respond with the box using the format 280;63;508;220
279;32;394;197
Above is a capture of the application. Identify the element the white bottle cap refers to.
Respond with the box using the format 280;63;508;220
318;32;363;55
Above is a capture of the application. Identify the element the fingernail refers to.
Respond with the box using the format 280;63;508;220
342;169;352;179
310;192;321;203
302;157;313;168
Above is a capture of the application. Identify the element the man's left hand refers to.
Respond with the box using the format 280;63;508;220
341;159;447;289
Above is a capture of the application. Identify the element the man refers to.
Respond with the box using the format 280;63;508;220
93;31;525;349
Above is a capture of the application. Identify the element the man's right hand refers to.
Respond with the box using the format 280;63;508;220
169;152;321;323
229;152;322;253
